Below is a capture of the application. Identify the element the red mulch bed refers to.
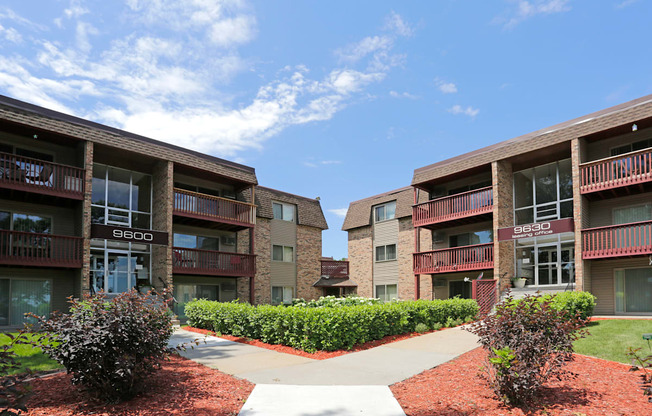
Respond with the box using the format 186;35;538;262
391;347;651;415
21;355;253;416
183;326;453;360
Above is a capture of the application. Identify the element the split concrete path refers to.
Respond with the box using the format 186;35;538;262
169;327;480;415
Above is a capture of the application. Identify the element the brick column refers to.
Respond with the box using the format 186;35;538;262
296;225;322;301
492;160;515;292
151;161;173;292
571;138;590;291
80;141;93;295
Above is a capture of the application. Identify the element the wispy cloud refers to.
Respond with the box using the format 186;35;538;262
0;4;412;157
304;160;343;168
384;11;414;37
328;208;349;218
389;90;419;99
434;77;457;94
496;0;570;29
616;0;640;9
448;104;479;118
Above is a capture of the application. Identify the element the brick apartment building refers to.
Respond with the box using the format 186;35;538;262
346;94;652;315
0;95;329;327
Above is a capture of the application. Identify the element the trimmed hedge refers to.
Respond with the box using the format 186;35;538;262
185;298;478;352
509;291;596;320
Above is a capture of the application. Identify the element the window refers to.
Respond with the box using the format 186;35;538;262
375;284;397;302
375;244;397;262
272;286;294;305
91;164;152;229
613;204;652;225
0;278;51;326
0;211;52;234
173;233;221;251
611;138;652;156
449;230;493;248
515;233;575;286
273;202;295;222
272;245;294;262
615;268;652;313
513;159;573;225
90;249;151;294
374;201;396;222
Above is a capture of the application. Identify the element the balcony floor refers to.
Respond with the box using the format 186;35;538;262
173;213;254;232
582;180;652;201
416;212;493;230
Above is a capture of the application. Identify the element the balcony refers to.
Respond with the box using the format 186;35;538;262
0;151;85;199
582;220;652;259
172;247;256;277
173;188;256;229
321;259;349;278
413;243;494;274
413;187;493;228
580;148;652;197
0;230;83;268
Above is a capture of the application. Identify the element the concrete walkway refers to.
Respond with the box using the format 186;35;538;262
169;327;480;415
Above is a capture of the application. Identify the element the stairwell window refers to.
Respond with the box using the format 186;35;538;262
375;244;397;262
374;201;396;222
273;202;295;222
375;284;398;302
272;245;294;262
272;286;294;305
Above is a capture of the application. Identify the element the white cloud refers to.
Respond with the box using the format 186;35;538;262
389;90;418;99
0;24;21;43
208;15;256;47
304;160;342;168
448;104;479;118
328;208;349;218
616;0;640;8
336;35;393;63
384;11;414;37
435;77;457;94
64;0;89;19
498;0;570;28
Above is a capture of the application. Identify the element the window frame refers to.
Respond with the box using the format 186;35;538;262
374;201;396;223
612;203;652;225
375;244;397;262
375;284;398;302
272;202;296;222
272;244;295;262
0;277;52;327
271;286;294;305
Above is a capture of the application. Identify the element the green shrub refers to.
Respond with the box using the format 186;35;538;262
466;294;588;405
33;290;174;403
507;291;596;320
414;323;429;333
291;295;381;308
185;298;478;352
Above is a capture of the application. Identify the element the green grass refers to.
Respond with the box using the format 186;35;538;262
574;319;652;364
0;333;61;375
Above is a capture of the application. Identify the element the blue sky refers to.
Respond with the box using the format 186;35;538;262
0;0;651;259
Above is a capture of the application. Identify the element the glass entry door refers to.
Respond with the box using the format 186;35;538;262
107;252;131;294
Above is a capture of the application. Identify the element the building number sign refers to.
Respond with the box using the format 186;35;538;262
91;224;168;246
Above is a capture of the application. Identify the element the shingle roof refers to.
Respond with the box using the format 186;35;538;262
412;94;652;186
240;186;328;230
342;186;429;231
0;95;258;186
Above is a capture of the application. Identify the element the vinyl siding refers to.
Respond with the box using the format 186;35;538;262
373;219;399;286
589;257;651;315
588;193;652;228
270;218;297;288
0;200;78;236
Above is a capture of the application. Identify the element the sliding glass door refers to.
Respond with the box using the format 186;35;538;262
615;268;652;313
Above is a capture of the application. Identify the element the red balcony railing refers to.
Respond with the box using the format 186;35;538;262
413;187;493;227
173;188;256;228
582;220;652;259
321;260;349;278
0;230;83;267
0;151;84;199
173;247;256;277
580;148;652;194
413;243;494;274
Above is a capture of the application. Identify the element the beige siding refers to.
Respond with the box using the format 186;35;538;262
172;224;237;253
374;260;399;286
373;219;399;287
271;218;296;246
431;221;493;250
0;134;80;167
586;128;652;162
270;218;297;289
588;194;652;228
0;200;77;236
373;219;398;246
589;257;651;315
270;261;296;287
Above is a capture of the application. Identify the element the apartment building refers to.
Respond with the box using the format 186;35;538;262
0;95;327;327
410;95;652;314
343;187;432;301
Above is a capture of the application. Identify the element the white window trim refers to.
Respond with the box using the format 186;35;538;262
375;284;398;302
375;244;397;262
374;201;396;223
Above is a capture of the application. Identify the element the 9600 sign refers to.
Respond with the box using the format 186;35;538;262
91;224;168;246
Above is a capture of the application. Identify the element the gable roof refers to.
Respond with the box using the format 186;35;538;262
0;95;257;186
342;186;429;231
412;94;652;186
240;186;328;230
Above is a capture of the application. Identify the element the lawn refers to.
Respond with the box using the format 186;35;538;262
0;332;61;375
574;319;652;364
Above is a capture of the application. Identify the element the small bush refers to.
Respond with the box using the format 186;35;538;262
508;291;596;320
465;294;588;405
291;295;381;308
33;290;174;403
625;347;652;399
414;323;429;333
185;297;478;352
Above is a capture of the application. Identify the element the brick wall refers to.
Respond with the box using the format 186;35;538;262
253;218;271;304
348;226;373;298
398;217;433;300
80;141;93;294
296;225;322;301
492;160;515;292
571;138;587;291
152;160;173;291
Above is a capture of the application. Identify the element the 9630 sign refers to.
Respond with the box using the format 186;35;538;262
91;224;169;246
497;218;574;241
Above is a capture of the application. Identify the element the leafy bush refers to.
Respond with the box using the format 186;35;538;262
466;294;588;405
508;291;596;320
291;295;381;308
33;290;174;403
185;297;478;352
414;323;429;333
625;347;652;400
